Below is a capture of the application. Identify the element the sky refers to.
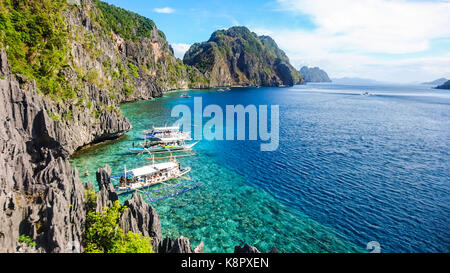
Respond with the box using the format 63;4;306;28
103;0;450;83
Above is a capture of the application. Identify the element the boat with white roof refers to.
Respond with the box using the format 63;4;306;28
137;125;191;141
111;160;191;194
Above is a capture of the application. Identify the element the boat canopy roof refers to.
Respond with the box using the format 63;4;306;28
130;165;158;176
153;136;186;142
111;162;179;179
152;126;180;132
130;162;178;176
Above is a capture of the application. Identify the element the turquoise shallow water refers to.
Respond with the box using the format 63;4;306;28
71;84;450;253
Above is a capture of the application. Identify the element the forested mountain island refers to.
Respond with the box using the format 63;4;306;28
184;26;304;87
436;80;450;90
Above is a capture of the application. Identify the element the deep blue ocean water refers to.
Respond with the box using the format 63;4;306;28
71;83;450;253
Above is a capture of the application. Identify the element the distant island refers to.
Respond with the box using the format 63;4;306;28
299;66;331;83
331;77;385;85
422;78;448;85
436;80;450;90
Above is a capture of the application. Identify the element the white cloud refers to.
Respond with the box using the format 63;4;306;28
278;0;450;54
171;43;191;59
153;7;175;14
254;27;450;82
262;0;450;82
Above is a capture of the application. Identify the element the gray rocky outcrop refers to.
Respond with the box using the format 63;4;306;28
95;165;118;212
234;243;261;253
158;236;204;253
0;50;86;253
120;192;162;250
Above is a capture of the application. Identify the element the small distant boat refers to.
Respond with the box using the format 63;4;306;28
111;161;192;194
225;87;231;91
217;88;225;92
180;94;190;98
362;91;372;96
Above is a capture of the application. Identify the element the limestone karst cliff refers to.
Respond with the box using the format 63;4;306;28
183;26;304;87
299;66;331;83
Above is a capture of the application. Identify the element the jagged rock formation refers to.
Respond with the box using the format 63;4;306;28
299;66;331;83
0;50;86;253
158;236;204;253
159;236;192;253
184;26;304;87
94;165;118;212
436;80;450;90
121;193;162;251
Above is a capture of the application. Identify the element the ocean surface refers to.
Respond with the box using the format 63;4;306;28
70;83;450;253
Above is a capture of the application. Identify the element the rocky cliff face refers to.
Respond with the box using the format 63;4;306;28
65;0;209;96
299;66;331;83
183;26;304;87
0;50;86;252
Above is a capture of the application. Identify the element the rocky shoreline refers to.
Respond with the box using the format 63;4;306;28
0;49;267;253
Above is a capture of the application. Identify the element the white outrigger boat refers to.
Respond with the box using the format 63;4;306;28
137;126;191;142
111;161;191;194
120;141;199;155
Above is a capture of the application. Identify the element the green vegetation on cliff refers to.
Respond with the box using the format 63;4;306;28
93;0;155;41
18;234;37;248
0;0;210;105
83;190;154;253
0;0;71;97
91;0;209;91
